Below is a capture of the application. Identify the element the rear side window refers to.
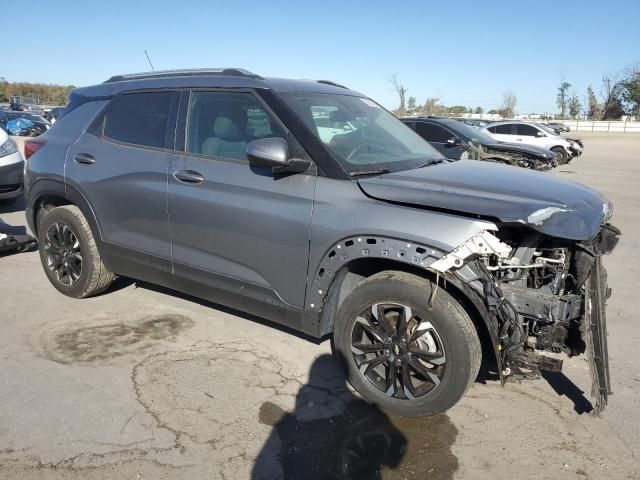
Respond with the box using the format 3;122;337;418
415;122;451;143
516;124;539;136
104;92;173;148
488;124;513;134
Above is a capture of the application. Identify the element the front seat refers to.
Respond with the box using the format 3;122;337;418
201;110;248;160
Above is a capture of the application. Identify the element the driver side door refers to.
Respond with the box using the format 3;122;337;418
168;90;317;326
414;122;467;159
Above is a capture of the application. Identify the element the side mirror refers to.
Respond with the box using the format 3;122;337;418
246;137;311;174
536;131;546;137
446;137;461;147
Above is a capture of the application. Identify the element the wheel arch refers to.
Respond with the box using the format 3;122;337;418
312;236;499;368
29;180;101;239
27;180;110;270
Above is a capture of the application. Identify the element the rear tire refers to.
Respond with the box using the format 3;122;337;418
551;147;569;165
333;271;481;417
38;205;115;298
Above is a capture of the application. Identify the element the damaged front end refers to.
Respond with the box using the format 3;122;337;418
465;141;557;171
429;224;620;413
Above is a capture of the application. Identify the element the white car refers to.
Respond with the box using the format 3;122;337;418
0;128;24;204
482;121;582;164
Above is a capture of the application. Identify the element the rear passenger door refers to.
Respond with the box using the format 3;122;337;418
414;122;466;159
65;90;178;271
486;123;514;143
168;90;316;312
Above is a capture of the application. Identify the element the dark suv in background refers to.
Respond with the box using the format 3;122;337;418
25;68;618;416
401;116;557;170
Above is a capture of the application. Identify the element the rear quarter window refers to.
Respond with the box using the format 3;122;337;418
104;92;173;148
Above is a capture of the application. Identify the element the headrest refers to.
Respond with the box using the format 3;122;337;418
213;116;243;140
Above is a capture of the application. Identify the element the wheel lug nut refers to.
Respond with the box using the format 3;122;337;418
395;359;402;366
384;349;390;356
407;352;412;358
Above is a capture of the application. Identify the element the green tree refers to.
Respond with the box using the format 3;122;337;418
449;105;468;116
568;93;581;118
621;64;640;117
556;80;571;118
474;106;484;114
407;96;417;114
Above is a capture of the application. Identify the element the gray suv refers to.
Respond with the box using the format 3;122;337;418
24;69;619;416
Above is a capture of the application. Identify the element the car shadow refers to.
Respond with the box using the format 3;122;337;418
252;353;460;480
541;370;593;414
252;354;408;479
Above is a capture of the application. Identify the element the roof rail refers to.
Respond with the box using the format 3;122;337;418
103;68;264;84
316;80;348;89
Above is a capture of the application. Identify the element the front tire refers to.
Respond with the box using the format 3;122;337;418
551;147;569;165
38;205;115;298
333;271;481;417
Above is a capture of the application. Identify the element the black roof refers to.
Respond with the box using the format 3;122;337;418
103;68;264;83
72;68;361;99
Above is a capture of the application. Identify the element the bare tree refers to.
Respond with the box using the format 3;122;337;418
389;74;408;115
600;75;625;120
586;86;601;120
499;90;517;118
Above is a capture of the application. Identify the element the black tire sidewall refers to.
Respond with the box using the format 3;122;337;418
38;207;98;298
552;147;568;164
334;273;479;417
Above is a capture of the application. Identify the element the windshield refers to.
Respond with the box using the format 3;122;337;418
536;123;559;135
448;121;497;144
281;93;443;174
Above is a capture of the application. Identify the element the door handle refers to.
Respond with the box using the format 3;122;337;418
74;153;96;165
173;170;204;184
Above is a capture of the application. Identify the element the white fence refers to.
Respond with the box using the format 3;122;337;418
552;120;640;133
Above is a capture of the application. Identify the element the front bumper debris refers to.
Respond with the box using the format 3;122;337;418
584;255;611;414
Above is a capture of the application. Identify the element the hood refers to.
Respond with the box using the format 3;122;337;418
489;142;554;158
358;160;609;241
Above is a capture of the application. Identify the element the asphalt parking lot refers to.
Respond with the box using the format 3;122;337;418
1;132;639;480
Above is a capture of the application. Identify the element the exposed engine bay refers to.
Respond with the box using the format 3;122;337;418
430;224;620;413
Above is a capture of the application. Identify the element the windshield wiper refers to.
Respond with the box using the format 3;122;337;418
412;158;446;169
349;168;390;177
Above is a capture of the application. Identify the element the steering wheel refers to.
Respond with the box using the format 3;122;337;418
345;144;369;162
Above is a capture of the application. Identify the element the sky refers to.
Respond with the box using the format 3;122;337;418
5;0;639;113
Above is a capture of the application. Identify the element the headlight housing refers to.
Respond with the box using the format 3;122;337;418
0;137;18;158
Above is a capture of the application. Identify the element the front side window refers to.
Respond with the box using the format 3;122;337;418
281;93;442;174
516;124;539;136
104;91;173;148
415;122;452;143
186;91;286;161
